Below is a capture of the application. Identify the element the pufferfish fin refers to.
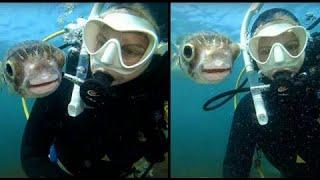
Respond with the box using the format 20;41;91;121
170;39;180;54
171;54;186;79
171;53;180;71
170;38;180;71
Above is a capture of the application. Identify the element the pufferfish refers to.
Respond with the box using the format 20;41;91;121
172;31;240;84
0;40;65;98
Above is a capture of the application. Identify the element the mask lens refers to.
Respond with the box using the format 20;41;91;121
257;40;271;63
283;27;307;56
119;32;149;66
84;20;103;53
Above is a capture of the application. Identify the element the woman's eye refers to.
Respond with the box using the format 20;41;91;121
96;36;105;48
122;45;145;56
259;47;271;55
286;43;299;51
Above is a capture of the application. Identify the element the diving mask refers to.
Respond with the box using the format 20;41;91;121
83;13;159;72
248;24;308;79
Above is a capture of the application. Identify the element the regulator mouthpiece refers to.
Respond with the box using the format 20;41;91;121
80;71;114;108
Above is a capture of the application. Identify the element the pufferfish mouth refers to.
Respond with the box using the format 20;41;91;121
29;78;59;88
29;77;59;88
28;75;60;96
200;66;231;82
202;67;231;73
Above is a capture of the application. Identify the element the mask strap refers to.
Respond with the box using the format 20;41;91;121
154;41;168;56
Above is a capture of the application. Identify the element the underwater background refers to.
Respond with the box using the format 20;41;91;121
0;3;92;177
171;3;320;178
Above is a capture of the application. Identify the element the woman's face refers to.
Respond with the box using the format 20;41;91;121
95;25;150;66
257;31;300;62
90;14;154;86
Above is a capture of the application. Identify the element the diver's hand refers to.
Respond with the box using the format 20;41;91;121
128;157;154;178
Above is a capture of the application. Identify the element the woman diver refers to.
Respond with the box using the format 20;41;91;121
20;3;169;178
223;8;320;177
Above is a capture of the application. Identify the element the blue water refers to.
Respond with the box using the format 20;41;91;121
171;3;320;177
0;3;93;177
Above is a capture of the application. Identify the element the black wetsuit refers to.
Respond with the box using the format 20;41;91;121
20;47;169;177
223;32;320;177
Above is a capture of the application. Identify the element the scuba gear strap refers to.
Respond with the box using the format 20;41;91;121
203;79;249;111
307;16;320;30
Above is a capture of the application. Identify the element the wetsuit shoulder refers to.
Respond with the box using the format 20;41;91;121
223;93;258;177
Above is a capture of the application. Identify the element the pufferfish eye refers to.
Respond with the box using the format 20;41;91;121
5;62;14;77
182;43;195;62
